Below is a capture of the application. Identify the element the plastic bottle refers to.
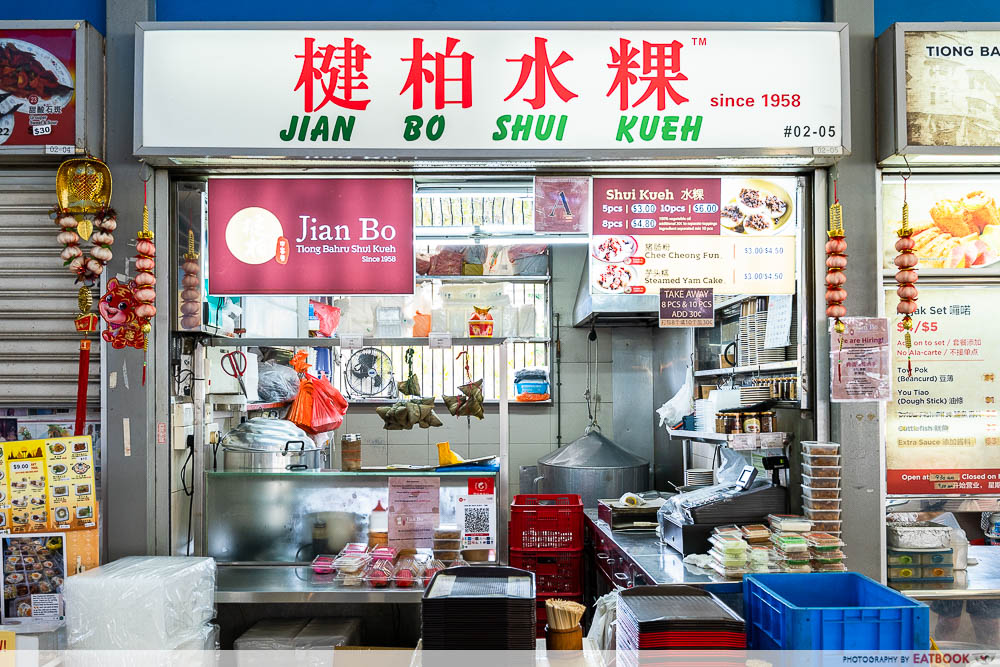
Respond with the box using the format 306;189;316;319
368;500;389;548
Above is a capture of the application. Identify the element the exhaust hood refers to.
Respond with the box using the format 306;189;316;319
573;264;659;327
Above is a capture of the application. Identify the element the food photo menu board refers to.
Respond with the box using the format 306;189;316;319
0;437;96;534
2;534;67;621
590;177;798;296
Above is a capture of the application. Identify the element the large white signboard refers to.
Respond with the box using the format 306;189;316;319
137;26;845;156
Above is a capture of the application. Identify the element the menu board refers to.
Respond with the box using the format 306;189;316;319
591;177;797;295
885;288;1000;494
882;176;1000;272
0;437;96;533
0;29;77;150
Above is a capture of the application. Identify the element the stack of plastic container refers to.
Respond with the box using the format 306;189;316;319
767;514;813;572
805;532;848;572
801;441;843;537
708;526;748;578
507;494;584;637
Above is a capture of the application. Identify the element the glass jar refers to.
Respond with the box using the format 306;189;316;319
742;412;761;434
723;413;741;434
341;433;362;471
759;411;775;433
715;414;726;434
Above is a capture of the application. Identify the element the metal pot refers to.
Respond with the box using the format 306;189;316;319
534;427;649;507
220;418;325;471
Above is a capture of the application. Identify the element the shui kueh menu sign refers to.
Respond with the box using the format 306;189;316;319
590;177;797;295
137;26;846;156
886;287;1000;494
0;29;76;149
207;178;414;296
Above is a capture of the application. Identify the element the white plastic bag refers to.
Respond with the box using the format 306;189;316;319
656;365;695;428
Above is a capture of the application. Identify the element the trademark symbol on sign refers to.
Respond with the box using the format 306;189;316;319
691;37;707;46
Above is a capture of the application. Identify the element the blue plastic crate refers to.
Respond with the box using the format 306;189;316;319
744;572;929;650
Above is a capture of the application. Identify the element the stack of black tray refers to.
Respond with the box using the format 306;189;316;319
617;585;745;663
422;566;536;650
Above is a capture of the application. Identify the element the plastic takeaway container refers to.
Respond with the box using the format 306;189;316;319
743;572;929;650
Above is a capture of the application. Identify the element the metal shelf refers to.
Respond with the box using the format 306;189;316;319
205;336;550;348
693;360;799;378
666;428;790;450
416;275;550;283
208;468;498;478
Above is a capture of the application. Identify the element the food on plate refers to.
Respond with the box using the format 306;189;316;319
595;264;633;293
75;506;92;519
3;585;14;600
42;568;55;578
75;483;91;495
37;581;52;593
48;442;66;455
0;42;73;100
52;486;67;497
51;464;67;476
592;236;636;263
29;513;45;524
16;601;31;617
739;187;763;209
28;572;41;582
50;576;62;588
10;482;26;491
28;479;43;489
11;498;26;509
5;573;22;584
890;191;1000;268
29;497;43;507
53;508;69;523
722;181;792;234
72;441;87;453
71;462;90;475
22;556;34;565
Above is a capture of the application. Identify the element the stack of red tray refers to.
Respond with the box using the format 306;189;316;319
617;585;745;663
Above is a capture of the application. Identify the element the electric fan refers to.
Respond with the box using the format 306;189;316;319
343;347;396;400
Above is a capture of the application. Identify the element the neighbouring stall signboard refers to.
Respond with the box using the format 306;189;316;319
534;177;590;234
590;176;797;295
137;27;845;155
207;178;414;296
903;30;1000;148
0;437;96;534
830;317;890;403
886;288;1000;494
659;288;713;327
882;176;1000;272
0;29;76;150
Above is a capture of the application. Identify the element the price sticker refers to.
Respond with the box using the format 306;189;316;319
338;333;364;350
31;124;52;137
9;462;31;474
429;333;452;349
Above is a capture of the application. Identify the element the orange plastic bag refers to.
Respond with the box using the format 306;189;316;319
286;351;349;433
413;311;431;337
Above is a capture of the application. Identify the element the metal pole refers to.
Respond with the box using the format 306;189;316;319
499;339;509;564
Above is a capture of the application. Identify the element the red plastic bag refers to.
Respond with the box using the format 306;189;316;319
309;301;341;337
286;351;349;433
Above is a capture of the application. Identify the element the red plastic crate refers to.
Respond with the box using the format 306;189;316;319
536;594;584;639
509;549;583;596
509;494;584;551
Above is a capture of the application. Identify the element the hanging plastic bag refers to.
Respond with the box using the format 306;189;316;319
285;351;349;434
256;362;299;403
309;301;342;337
412;312;431;338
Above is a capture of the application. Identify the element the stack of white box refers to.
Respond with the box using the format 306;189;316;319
63;556;217;649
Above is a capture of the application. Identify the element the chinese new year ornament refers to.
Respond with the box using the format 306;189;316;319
895;174;919;375
825;180;847;381
134;174;156;384
52;156;115;436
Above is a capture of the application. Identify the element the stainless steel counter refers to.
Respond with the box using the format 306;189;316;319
216;565;425;604
584;509;742;594
896;546;1000;601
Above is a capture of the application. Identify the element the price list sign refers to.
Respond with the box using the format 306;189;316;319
590;177;797;296
886;287;1000;494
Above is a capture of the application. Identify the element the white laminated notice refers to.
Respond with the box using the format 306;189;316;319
427;574;456;598
764;294;793;349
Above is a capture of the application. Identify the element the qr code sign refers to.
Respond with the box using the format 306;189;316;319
464;505;490;535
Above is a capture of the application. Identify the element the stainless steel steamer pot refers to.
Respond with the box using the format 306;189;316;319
220;418;325;471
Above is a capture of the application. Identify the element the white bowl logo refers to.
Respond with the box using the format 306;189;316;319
225;207;284;265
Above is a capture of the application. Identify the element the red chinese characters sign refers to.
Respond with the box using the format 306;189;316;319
207;178;414;296
138;28;845;153
0;29;76;148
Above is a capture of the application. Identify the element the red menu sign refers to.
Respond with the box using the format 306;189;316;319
0;29;76;148
207;178;414;295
